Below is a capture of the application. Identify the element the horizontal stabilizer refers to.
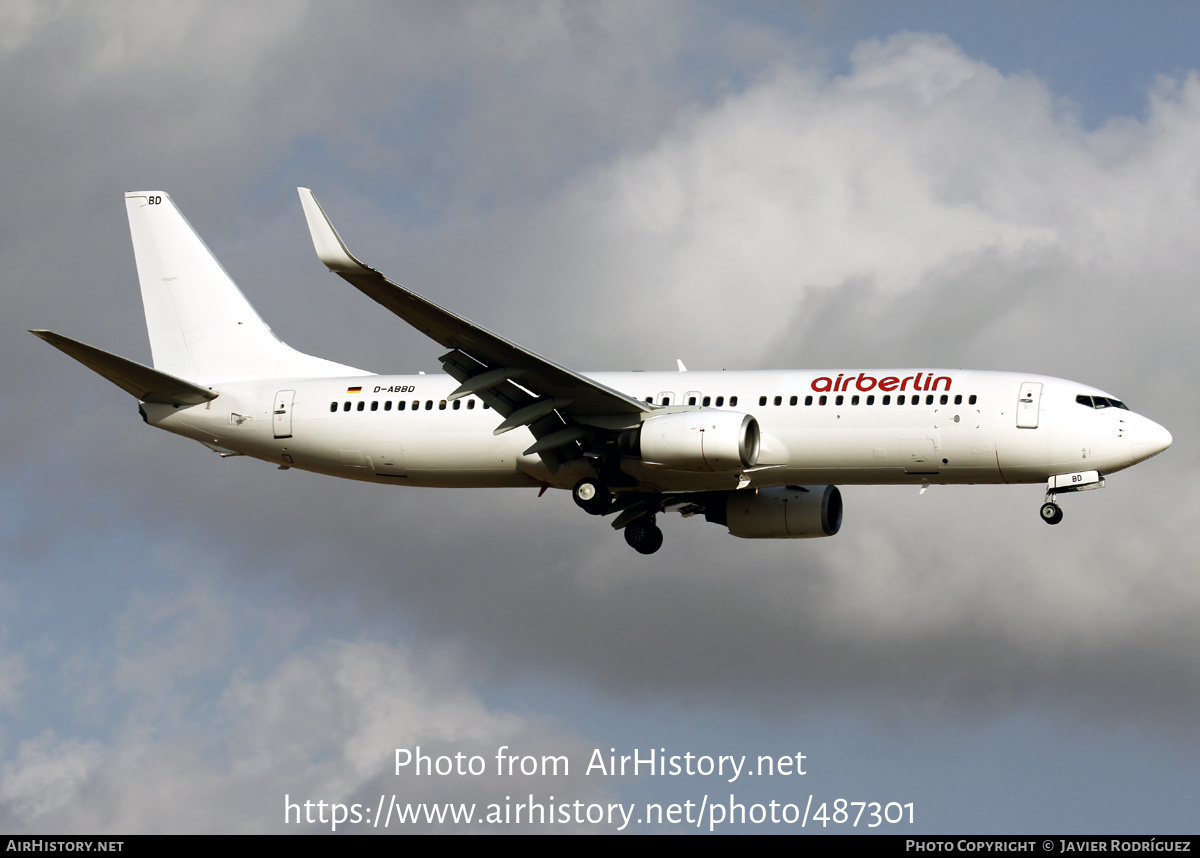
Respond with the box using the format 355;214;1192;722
30;330;218;405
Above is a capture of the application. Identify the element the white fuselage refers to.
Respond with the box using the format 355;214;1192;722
35;190;1173;552
143;368;1171;494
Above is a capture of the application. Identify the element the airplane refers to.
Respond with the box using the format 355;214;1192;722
32;190;1173;554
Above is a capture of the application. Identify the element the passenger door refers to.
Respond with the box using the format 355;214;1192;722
1016;382;1042;429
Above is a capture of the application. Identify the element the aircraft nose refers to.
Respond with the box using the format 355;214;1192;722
1130;418;1172;462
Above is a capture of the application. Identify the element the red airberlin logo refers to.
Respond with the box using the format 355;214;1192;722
811;372;953;393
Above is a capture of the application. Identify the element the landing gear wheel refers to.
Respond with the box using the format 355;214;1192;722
572;478;612;515
624;517;664;555
1040;502;1064;525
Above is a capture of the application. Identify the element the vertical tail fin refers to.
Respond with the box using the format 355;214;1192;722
124;191;366;383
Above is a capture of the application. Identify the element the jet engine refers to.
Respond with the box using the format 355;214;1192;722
705;485;843;538
630;411;760;471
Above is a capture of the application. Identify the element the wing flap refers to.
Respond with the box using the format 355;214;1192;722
31;330;218;406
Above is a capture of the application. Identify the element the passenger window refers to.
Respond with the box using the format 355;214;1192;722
412;401;419;410
716;396;724;407
661;397;671;406
866;395;874;405
819;395;827;406
702;396;711;407
730;396;738;406
453;400;461;410
851;395;859;405
759;396;767;406
468;400;475;410
835;395;844;406
805;395;813;406
882;395;890;405
384;401;392;411
898;395;905;405
398;401;406;411
645;397;653;403
790;395;798;406
425;400;433;410
370;401;379;411
688;396;696;405
356;401;365;411
954;394;962;405
438;400;447;410
939;395;948;405
925;395;933;405
329;402;337;412
343;402;351;411
969;395;977;405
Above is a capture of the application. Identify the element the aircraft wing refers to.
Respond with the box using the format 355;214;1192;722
31;330;218;405
298;188;651;470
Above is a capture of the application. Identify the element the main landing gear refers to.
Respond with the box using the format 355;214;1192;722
624;516;664;555
573;477;664;554
572;477;612;515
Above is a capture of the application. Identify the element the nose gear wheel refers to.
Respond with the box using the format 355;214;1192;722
1040;501;1063;525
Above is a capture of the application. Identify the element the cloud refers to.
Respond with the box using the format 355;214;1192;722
438;31;1199;385
4;6;1200;832
0;587;609;832
0;732;104;822
16;23;1200;716
233;31;1200;721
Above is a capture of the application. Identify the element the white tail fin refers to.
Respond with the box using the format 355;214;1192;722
124;191;367;383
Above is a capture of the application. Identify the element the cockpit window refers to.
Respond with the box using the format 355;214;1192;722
1077;394;1129;411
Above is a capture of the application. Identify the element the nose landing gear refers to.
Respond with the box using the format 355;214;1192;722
1038;470;1106;525
1040;501;1064;525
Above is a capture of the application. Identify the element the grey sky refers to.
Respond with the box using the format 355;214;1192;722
2;1;1197;833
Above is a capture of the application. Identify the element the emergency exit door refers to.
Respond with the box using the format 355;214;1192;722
273;390;295;439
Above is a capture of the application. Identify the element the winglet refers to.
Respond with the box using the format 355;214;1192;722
298;188;367;273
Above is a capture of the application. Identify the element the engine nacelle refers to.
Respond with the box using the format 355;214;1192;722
715;485;842;538
634;410;760;471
